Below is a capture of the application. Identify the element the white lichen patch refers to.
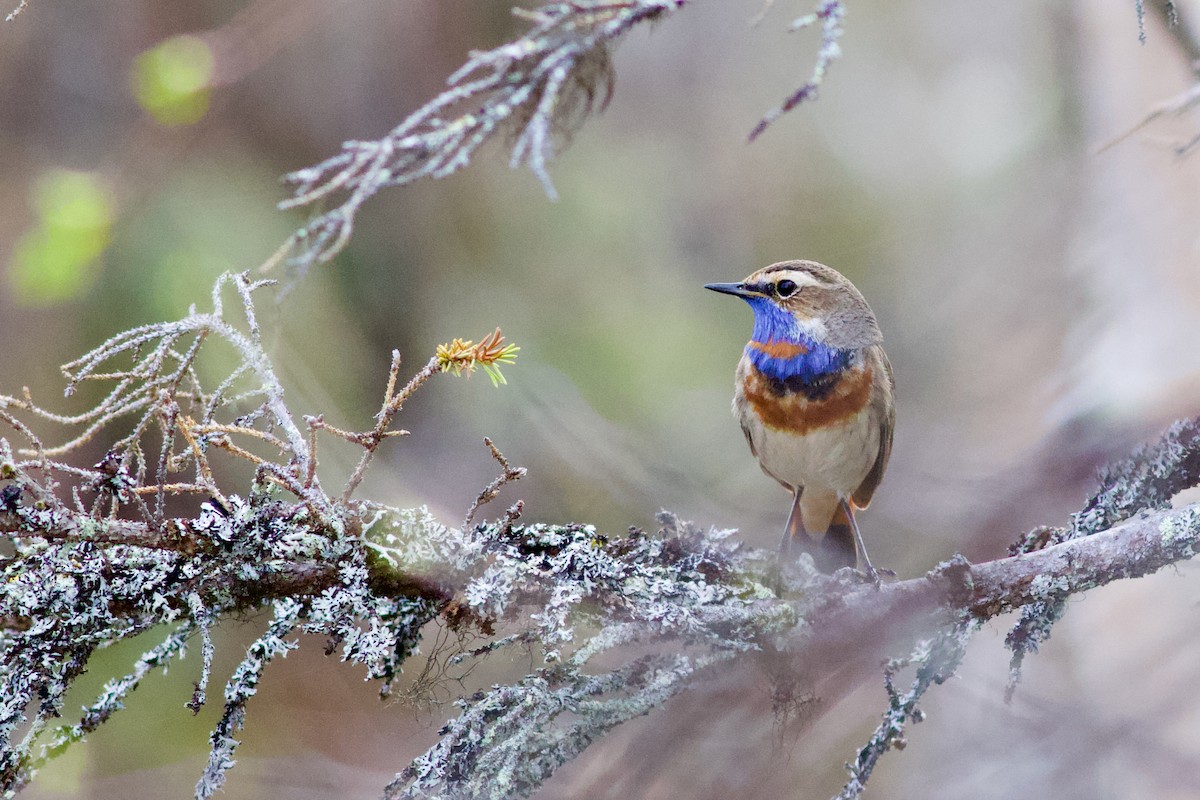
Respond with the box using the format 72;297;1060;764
1028;573;1071;599
1159;505;1200;547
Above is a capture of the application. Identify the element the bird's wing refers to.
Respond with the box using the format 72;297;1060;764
740;419;758;459
852;345;895;509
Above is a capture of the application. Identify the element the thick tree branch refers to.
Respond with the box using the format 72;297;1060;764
0;508;204;551
6;501;1196;657
8;490;1196;798
795;504;1198;660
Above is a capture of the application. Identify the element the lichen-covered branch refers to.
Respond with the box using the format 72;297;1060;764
1003;415;1200;696
265;0;674;273
4;274;1200;800
796;492;1200;798
794;502;1200;662
0;273;520;797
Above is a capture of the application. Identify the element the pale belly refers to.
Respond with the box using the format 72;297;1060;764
742;404;878;496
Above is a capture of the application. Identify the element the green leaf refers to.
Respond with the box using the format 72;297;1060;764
8;170;114;306
132;35;215;126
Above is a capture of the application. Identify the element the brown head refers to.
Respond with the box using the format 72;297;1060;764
705;260;882;351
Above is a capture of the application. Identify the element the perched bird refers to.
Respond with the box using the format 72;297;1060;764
705;260;895;579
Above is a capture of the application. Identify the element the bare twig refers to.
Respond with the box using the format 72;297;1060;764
749;0;846;141
1096;82;1200;153
341;354;440;503
4;0;29;22
176;414;230;511
1100;0;1200;153
340;331;519;503
462;438;527;531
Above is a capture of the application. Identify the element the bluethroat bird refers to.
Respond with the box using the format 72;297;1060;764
706;260;895;580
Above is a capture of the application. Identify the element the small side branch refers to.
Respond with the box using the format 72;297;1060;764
1101;1;1200;154
341;354;440;503
339;330;519;503
463;438;527;530
836;625;971;800
750;0;846;140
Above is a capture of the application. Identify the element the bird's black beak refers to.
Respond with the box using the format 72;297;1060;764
704;282;755;298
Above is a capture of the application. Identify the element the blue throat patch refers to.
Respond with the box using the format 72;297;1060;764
743;297;851;387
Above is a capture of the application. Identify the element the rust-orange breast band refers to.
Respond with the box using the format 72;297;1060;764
744;364;873;435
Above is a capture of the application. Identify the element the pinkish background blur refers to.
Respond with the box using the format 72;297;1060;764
6;1;1200;798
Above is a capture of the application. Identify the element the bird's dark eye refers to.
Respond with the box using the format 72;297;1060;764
776;279;798;298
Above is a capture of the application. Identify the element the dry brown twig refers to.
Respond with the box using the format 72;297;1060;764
463;438;528;530
332;329;520;503
340;352;440;503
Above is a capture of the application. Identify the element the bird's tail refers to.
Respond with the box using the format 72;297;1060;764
784;490;857;573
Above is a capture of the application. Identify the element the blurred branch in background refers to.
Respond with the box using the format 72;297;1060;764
747;0;844;140
194;0;328;89
1103;0;1200;153
265;0;847;275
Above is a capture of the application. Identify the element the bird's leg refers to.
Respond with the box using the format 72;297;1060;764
841;499;893;587
781;487;805;556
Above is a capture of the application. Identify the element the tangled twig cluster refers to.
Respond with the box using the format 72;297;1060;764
0;274;531;797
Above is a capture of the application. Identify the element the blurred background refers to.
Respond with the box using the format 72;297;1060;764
5;0;1200;797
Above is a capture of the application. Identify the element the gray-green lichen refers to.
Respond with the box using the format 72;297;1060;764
1004;416;1200;700
836;624;974;800
1159;505;1200;553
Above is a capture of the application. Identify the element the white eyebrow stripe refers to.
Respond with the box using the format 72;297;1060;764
774;271;824;289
